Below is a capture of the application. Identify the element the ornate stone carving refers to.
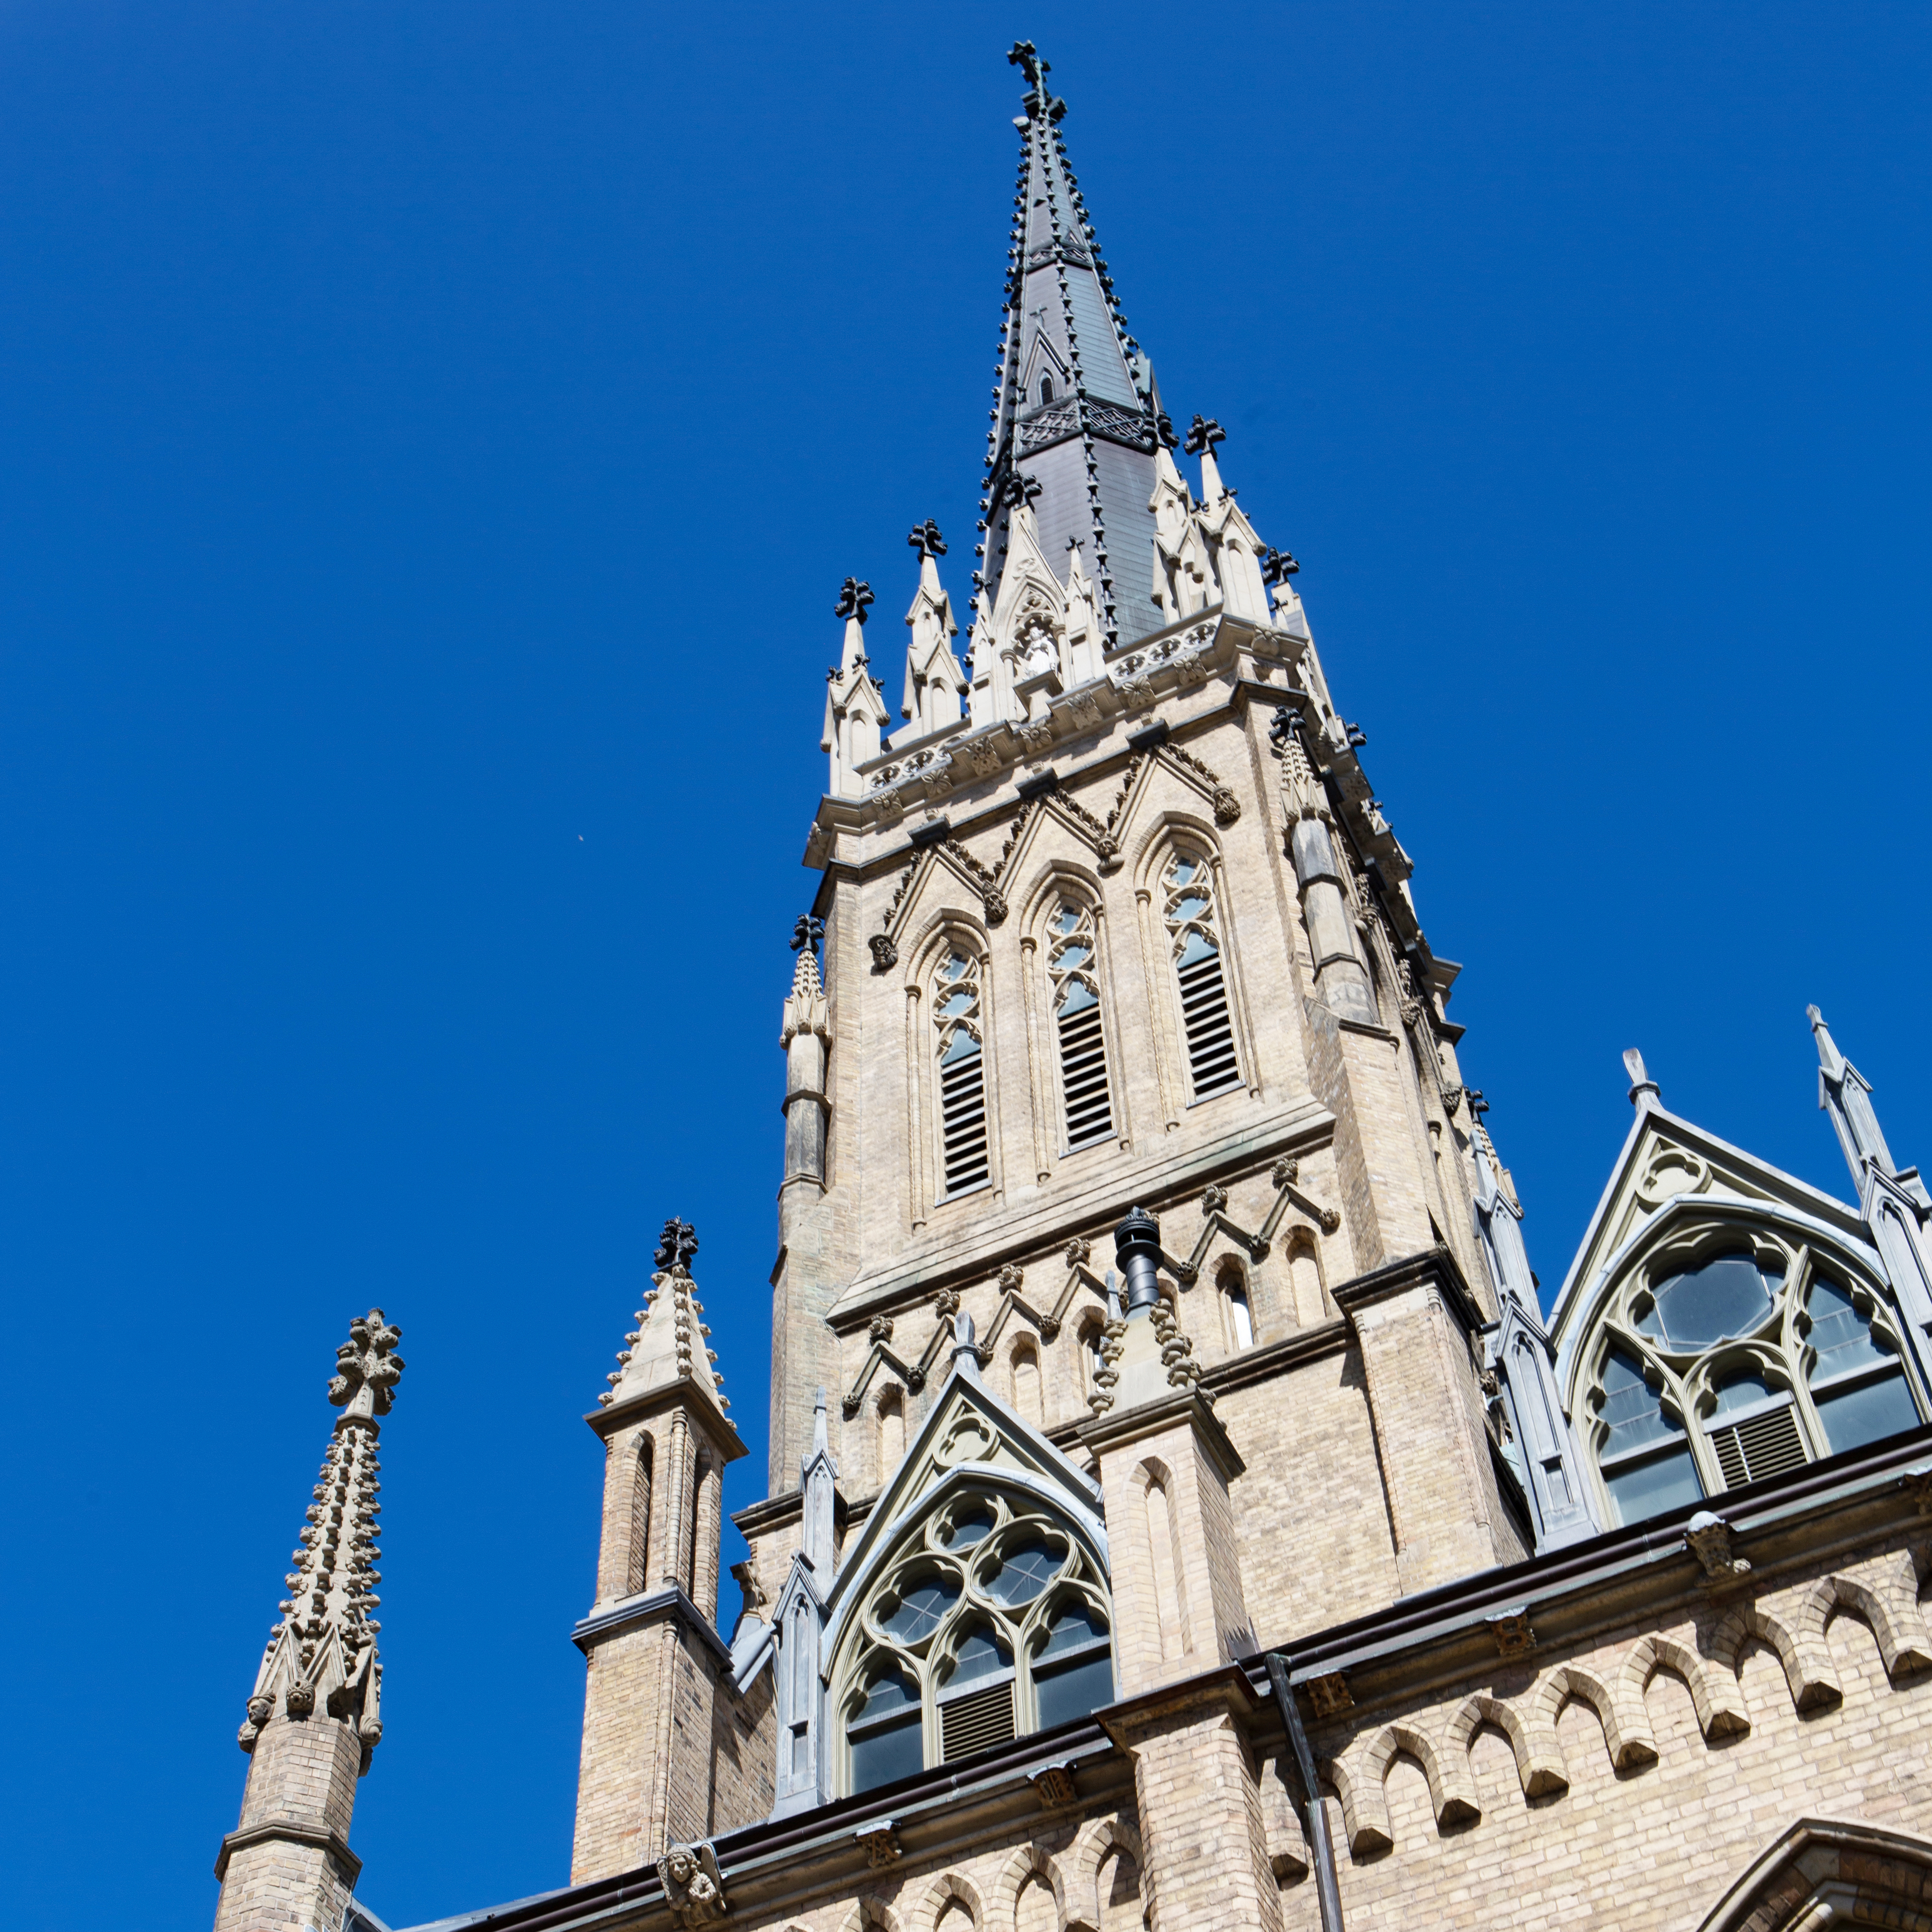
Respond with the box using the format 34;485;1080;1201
869;1315;895;1344
1064;1236;1092;1266
1486;1607;1537;1658
329;1310;405;1420
659;1842;730;1925
729;1560;768;1621
1028;1764;1080;1808
854;1821;902;1869
1685;1510;1752;1581
982;887;1009;927
869;933;898;973
1306;1671;1354;1717
1211;785;1241;827
1200;1185;1229;1215
998;1263;1025;1293
284;1681;315;1718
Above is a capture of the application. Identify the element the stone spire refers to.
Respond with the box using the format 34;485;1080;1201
1809;1005;1932;1349
1469;1114;1599;1552
599;1217;730;1416
822;577;891;797
780;916;832;1195
976;43;1167;653
213;1311;404;1932
900;521;968;741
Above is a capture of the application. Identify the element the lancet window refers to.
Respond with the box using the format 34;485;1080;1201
933;948;990;1198
1161;853;1240;1101
838;1490;1114;1795
1581;1232;1922;1526
1045;898;1114;1152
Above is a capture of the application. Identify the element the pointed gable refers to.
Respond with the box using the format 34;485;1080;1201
1549;1097;1875;1404
822;1359;1107;1658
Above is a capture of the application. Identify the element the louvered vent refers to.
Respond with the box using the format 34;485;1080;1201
1058;1004;1113;1150
940;1680;1015;1762
940;1046;990;1196
1177;949;1240;1097
1710;1403;1808;1489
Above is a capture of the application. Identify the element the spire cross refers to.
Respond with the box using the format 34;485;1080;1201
1261;546;1301;585
791;914;824;957
906;520;946;558
328;1309;405;1421
999;472;1043;511
1007;40;1049;93
834;578;874;624
655;1217;699;1273
1183;414;1226;457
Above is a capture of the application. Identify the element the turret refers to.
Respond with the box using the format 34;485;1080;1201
1469;1108;1600;1551
899;521;968;742
212;1311;404;1932
822;578;891;798
780;916;831;1203
573;1219;752;1880
1810;1005;1932;1343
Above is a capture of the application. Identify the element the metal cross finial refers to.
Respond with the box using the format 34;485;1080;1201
328;1309;405;1420
834;578;874;624
655;1217;699;1273
791;914;824;956
907;519;946;558
1007;40;1049;92
999;472;1043;511
1261;546;1301;585
1184;414;1226;457
1466;1089;1490;1122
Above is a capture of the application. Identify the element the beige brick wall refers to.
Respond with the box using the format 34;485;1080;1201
1292;1532;1932;1928
213;1713;363;1932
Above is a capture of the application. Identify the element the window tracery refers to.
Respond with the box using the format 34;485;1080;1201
1044;898;1114;1151
837;1490;1113;1794
1581;1231;1922;1525
1160;852;1240;1101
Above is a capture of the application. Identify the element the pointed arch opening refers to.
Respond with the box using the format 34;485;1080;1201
625;1433;655;1595
832;1478;1114;1794
1159;848;1240;1102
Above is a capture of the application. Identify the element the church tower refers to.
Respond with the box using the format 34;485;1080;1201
211;1312;402;1932
770;36;1525;1619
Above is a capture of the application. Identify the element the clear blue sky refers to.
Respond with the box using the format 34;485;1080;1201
1;6;1926;1929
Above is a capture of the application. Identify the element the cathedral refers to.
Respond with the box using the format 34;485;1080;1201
211;45;1932;1932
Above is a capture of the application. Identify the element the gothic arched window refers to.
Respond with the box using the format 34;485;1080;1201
1045;898;1114;1151
838;1489;1113;1793
1806;1273;1921;1452
1039;375;1054;404
933;947;990;1198
1161;853;1240;1101
1583;1234;1923;1526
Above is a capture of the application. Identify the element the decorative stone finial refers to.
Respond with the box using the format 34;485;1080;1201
999;471;1043;511
1007;39;1049;93
1623;1049;1660;1109
655;1218;699;1273
907;519;947;558
833;578;874;625
1261;546;1300;584
790;914;823;957
328;1310;405;1422
1183;415;1226;457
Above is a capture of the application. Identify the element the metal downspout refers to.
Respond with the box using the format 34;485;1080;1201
1264;1652;1345;1932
